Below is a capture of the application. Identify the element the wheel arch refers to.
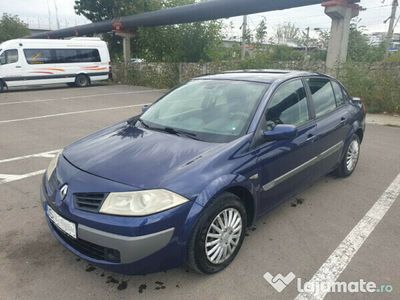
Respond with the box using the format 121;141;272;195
355;127;364;143
224;186;256;226
195;174;257;227
76;73;91;84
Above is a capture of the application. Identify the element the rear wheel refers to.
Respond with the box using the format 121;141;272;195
335;134;360;177
75;74;90;87
0;80;5;93
187;192;247;274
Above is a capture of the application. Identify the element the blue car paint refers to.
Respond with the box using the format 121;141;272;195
42;71;366;274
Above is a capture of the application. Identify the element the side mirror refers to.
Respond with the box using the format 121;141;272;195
142;105;149;113
263;124;297;141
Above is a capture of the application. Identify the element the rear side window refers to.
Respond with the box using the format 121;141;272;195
24;49;101;64
266;79;309;127
307;78;337;118
76;49;101;62
0;49;19;65
55;49;101;63
331;81;345;106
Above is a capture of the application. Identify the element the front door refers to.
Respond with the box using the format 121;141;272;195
254;78;319;215
0;49;22;86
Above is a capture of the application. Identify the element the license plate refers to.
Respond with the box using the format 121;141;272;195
47;206;77;239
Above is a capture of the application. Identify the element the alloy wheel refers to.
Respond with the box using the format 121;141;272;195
205;208;243;265
346;139;360;172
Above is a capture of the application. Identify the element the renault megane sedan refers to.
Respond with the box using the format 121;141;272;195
41;70;366;274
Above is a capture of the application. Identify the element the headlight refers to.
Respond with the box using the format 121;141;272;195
46;152;61;181
99;189;189;216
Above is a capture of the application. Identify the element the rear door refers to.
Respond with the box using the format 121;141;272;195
254;78;319;215
305;77;351;176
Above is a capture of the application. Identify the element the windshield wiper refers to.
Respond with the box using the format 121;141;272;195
137;120;201;141
137;118;151;129
163;127;201;140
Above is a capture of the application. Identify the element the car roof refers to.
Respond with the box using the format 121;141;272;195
196;70;328;84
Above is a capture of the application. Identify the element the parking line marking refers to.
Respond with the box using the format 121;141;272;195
295;172;400;300
0;170;45;185
0;149;61;164
0;103;150;124
0;90;162;106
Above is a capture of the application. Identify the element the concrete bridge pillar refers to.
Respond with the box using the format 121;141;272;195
323;0;361;73
115;31;136;66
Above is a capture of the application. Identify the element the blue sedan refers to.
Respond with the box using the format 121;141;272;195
41;70;366;274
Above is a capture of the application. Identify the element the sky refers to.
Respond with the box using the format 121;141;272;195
0;0;398;38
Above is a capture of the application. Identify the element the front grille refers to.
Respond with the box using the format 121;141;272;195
74;193;107;213
51;222;121;263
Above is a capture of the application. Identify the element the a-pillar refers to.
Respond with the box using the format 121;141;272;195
323;0;361;73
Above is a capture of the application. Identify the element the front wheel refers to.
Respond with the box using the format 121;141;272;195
187;192;247;274
75;74;90;87
0;80;5;93
335;134;361;177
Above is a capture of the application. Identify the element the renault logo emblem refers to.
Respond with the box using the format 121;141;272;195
60;184;68;200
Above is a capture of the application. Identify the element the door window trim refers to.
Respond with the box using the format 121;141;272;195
303;76;341;122
331;79;347;108
250;77;314;150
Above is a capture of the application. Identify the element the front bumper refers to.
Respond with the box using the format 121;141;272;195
40;157;203;274
44;195;174;264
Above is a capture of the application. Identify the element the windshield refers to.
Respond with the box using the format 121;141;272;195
140;79;269;143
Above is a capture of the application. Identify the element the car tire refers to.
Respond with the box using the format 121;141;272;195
0;80;4;93
75;74;90;87
335;134;361;178
187;192;247;274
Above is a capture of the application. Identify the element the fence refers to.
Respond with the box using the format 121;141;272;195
112;61;400;114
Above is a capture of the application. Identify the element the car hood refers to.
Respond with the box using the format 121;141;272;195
63;121;223;189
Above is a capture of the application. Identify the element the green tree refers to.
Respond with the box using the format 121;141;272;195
255;17;267;46
137;21;222;62
0;14;30;43
274;23;300;45
74;0;159;21
347;19;385;62
74;0;223;62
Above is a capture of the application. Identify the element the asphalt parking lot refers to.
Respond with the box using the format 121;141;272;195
0;84;399;300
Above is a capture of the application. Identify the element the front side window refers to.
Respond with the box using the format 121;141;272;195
0;49;19;65
265;79;309;128
141;80;269;143
307;78;337;118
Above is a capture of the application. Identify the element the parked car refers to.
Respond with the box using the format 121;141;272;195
0;37;110;92
41;70;366;274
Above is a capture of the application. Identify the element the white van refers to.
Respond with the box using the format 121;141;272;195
0;37;111;92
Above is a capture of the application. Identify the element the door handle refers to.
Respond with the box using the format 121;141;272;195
306;134;316;142
15;66;22;68
336;117;346;129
